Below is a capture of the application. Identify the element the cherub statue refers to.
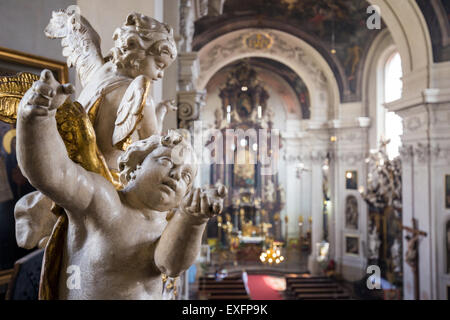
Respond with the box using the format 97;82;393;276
45;8;178;169
0;8;221;300
16;70;227;299
10;7;181;251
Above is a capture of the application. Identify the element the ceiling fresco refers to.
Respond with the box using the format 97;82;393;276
416;0;450;62
194;0;384;103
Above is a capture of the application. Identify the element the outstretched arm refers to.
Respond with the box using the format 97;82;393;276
155;185;227;277
17;70;95;214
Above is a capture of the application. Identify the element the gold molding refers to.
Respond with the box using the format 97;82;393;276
0;46;68;84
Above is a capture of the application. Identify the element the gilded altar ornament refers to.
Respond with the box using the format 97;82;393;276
0;73;39;124
0;72;121;189
243;32;274;50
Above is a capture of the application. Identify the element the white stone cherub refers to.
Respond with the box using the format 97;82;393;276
16;70;227;299
14;8;179;253
45;7;178;169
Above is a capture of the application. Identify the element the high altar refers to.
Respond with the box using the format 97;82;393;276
206;62;286;260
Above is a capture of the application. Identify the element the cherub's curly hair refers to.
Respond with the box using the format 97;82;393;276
118;131;197;186
108;13;177;71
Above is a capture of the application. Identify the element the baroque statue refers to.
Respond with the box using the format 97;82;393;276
368;222;381;261
0;6;227;300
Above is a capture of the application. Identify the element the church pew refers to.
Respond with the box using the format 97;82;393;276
284;275;352;300
206;296;250;300
198;292;249;300
199;279;244;283
198;287;245;292
199;284;246;288
199;281;245;289
286;277;332;284
292;288;345;295
288;282;339;288
287;283;340;292
200;289;248;294
296;292;351;300
199;278;244;282
199;276;241;281
287;284;339;295
197;275;249;300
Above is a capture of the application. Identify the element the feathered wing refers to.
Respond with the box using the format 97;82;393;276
112;75;151;150
44;7;104;88
0;72;121;189
0;73;39;123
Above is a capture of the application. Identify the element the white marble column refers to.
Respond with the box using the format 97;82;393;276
307;149;327;275
333;126;369;281
395;98;450;300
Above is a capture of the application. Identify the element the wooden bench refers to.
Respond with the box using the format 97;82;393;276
288;283;340;292
197;275;249;300
206;295;250;300
286;277;333;284
296;292;350;300
199;279;244;283
293;289;346;298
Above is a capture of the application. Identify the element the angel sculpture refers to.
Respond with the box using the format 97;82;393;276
0;7;211;300
16;70;227;299
45;8;178;170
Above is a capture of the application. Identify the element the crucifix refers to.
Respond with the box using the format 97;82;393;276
401;218;427;300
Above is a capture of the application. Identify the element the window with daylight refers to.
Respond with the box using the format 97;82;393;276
383;52;403;159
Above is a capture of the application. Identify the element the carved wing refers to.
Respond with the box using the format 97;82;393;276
0;73;39;123
112;75;151;150
56;99;121;189
0;72;121;189
44;7;103;88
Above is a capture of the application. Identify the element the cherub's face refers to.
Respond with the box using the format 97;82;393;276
130;145;196;212
140;53;174;82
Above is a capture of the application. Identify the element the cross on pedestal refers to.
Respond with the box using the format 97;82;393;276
401;218;427;300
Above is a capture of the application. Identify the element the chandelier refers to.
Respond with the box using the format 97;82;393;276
259;242;285;265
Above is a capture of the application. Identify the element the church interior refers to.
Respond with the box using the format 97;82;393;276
0;0;450;301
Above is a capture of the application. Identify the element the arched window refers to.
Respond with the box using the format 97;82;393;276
383;52;403;159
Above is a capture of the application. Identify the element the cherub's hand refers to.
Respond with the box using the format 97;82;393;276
21;69;74;117
181;184;228;224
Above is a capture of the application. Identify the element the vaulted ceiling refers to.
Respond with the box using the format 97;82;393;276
193;0;450;103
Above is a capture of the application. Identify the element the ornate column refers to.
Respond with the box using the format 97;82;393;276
307;148;328;275
177;0;206;131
